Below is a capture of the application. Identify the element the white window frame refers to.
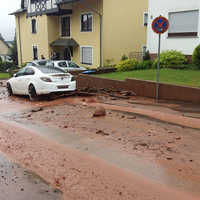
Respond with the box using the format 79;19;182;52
32;45;38;60
31;18;37;34
80;46;93;65
168;9;199;37
60;15;71;38
143;12;148;26
80;12;93;32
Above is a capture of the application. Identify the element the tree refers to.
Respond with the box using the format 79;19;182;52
9;32;18;65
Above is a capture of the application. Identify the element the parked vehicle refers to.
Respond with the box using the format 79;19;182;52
25;60;49;67
7;66;76;101
46;60;86;72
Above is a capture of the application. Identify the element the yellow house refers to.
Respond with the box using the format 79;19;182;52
12;0;148;68
0;34;11;61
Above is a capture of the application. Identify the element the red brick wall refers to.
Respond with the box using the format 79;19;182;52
77;75;200;104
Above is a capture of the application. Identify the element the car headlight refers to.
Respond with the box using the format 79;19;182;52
40;77;52;82
71;76;76;82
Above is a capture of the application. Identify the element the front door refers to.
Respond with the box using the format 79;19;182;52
64;47;72;61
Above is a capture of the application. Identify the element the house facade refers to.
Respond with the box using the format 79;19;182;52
12;0;148;68
0;34;11;62
147;0;200;61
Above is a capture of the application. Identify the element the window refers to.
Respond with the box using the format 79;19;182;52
33;46;38;60
143;12;148;26
168;10;199;37
61;16;70;37
31;19;37;33
81;47;93;65
81;13;93;32
24;68;35;75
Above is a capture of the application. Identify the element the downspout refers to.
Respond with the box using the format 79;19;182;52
18;15;23;66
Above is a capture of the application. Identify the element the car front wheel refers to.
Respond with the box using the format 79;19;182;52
28;84;38;101
7;83;13;96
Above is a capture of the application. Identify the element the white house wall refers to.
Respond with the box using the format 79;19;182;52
147;0;200;55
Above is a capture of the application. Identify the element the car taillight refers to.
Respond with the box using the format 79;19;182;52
71;76;76;82
40;77;52;82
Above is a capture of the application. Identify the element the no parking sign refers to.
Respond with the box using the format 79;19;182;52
152;16;169;101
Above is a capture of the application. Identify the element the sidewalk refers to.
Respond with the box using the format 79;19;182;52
91;102;200;130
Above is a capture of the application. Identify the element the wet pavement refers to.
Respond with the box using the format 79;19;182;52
0;153;63;200
0;84;200;199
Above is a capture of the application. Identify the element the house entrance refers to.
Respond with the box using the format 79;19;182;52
64;47;73;61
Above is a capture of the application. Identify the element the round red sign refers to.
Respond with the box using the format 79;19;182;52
152;16;169;34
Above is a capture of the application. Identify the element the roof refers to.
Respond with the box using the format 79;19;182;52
50;38;79;47
56;0;82;5
9;8;26;15
0;34;10;49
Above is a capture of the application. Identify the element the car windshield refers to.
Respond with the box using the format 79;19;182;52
58;61;68;68
68;62;80;68
37;60;47;66
37;66;66;74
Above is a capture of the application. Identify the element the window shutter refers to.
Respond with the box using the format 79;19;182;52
169;10;199;36
81;47;92;65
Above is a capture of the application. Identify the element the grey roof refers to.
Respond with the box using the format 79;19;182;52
56;0;82;5
0;34;10;49
9;8;26;15
50;38;79;47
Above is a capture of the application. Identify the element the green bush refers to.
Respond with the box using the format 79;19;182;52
153;50;187;68
0;61;16;72
0;57;2;63
138;60;152;69
116;59;139;71
121;54;128;61
192;44;200;68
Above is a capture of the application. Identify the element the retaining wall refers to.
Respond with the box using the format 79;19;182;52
77;74;200;104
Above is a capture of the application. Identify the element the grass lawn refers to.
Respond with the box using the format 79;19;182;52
96;69;200;88
0;73;10;79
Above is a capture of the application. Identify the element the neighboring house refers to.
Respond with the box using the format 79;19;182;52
147;0;200;61
11;0;148;68
0;34;11;62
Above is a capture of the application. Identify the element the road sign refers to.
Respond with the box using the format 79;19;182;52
152;16;169;34
152;16;169;102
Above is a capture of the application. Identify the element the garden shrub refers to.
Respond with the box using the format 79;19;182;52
192;44;200;68
138;60;152;69
116;59;139;71
153;50;187;68
0;61;15;72
121;54;128;61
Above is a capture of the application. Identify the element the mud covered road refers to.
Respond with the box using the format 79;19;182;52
0;83;200;200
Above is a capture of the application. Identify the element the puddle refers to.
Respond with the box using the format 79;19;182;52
0;153;63;200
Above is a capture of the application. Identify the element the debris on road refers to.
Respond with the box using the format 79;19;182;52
93;106;106;117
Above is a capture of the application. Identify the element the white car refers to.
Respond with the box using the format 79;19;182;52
47;60;86;72
25;59;48;67
7;66;76;101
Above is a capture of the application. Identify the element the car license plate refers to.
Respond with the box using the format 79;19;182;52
57;85;69;89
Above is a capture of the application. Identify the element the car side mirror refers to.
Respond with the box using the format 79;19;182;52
13;73;17;77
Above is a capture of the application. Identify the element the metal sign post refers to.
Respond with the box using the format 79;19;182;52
156;33;161;101
152;16;169;102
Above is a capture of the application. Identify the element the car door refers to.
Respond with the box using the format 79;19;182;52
11;68;26;94
21;68;35;94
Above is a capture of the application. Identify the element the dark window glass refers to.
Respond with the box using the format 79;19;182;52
25;68;35;75
68;62;79;68
33;46;38;60
61;16;70;37
81;13;92;32
37;66;66;74
31;19;37;33
58;62;68;68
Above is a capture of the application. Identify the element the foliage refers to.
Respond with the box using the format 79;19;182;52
96;69;200;88
116;59;139;71
137;60;152;69
192;44;200;68
9;33;18;65
153;50;187;68
0;56;2;63
104;58;114;68
0;61;17;72
121;54;128;61
143;50;151;61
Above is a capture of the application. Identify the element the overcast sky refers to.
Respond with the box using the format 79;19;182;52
0;0;20;41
